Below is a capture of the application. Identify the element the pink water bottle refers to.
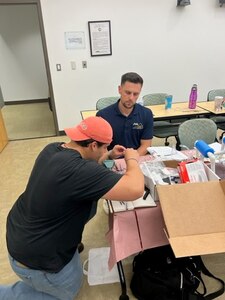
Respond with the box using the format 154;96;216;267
188;84;198;109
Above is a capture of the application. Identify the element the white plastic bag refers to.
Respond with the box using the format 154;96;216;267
83;247;120;285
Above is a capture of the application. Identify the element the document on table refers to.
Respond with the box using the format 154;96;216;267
109;193;156;213
147;146;188;161
185;160;208;183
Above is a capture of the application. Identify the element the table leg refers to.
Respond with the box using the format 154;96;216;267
116;260;129;300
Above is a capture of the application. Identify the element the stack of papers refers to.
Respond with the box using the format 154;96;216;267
180;160;208;183
108;193;156;213
147;146;188;161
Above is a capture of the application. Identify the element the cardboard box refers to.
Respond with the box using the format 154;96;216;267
143;160;219;201
142;160;177;200
157;180;225;258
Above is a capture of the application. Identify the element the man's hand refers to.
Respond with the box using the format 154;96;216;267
110;145;126;159
124;148;140;163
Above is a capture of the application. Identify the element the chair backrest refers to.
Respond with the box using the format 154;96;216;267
142;93;169;106
207;89;225;101
96;97;119;110
178;118;217;149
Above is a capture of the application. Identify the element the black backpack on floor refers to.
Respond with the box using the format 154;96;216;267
130;245;224;300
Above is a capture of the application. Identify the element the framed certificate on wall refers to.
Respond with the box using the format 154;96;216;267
88;20;112;56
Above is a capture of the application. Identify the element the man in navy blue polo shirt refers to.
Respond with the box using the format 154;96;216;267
96;72;153;155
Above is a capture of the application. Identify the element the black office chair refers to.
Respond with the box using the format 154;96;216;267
142;93;180;147
207;89;225;140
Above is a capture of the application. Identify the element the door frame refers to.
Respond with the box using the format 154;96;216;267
0;0;59;134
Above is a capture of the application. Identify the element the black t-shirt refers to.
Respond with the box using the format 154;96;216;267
6;143;122;272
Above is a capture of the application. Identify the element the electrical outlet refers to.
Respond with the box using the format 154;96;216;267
82;61;87;69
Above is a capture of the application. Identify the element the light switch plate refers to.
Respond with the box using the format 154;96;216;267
56;64;61;71
71;61;76;70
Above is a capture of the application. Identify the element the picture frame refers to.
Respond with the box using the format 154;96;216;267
88;20;112;57
64;31;85;50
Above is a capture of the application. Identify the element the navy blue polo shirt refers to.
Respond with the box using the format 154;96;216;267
96;101;153;150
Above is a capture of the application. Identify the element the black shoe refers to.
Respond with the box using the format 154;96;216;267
78;243;84;253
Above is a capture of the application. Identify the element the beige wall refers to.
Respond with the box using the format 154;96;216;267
2;0;225;130
0;4;49;102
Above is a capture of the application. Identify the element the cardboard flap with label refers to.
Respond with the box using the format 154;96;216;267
157;180;225;257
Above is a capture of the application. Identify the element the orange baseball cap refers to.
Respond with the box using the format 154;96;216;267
64;116;113;144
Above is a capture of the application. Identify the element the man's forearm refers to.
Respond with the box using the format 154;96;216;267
98;150;112;164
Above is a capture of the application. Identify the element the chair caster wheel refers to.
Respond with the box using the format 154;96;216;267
119;295;129;300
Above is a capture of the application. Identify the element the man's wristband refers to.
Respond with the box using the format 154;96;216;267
125;158;138;163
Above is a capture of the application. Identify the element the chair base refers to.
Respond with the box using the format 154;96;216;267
165;140;169;146
154;135;179;148
219;131;225;141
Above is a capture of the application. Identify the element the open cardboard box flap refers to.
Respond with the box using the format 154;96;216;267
157;180;225;257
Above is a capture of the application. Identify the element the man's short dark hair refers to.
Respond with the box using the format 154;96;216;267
75;139;105;147
121;72;143;86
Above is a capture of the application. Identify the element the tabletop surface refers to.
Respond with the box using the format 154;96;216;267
81;110;97;119
80;102;211;120
197;101;225;115
146;102;210;119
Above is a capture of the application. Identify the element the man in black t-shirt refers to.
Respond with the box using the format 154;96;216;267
1;116;144;300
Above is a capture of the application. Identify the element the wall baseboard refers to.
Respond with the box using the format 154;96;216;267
4;98;49;105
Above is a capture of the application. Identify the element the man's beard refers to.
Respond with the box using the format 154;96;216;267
122;101;135;109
